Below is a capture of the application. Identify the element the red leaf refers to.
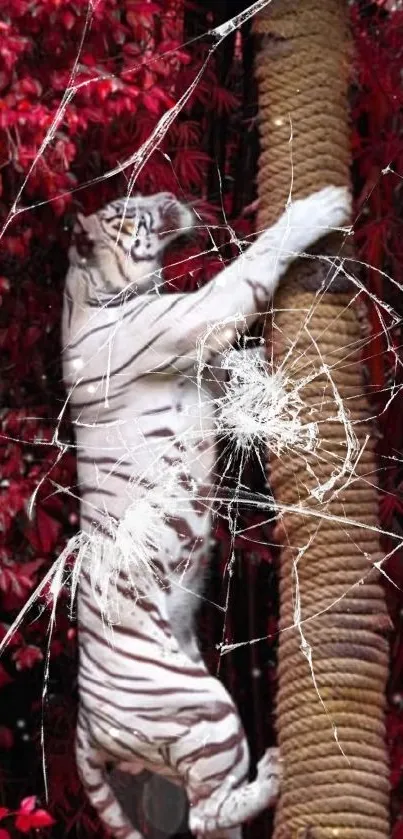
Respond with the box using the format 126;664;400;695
12;645;43;671
36;508;61;553
15;801;54;833
0;559;43;600
0;808;9;819
141;92;162;115
61;11;75;29
15;815;31;833
151;86;175;108
29;811;55;828
19;797;36;815
0;829;11;839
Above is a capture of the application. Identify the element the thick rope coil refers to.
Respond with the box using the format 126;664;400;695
253;1;390;837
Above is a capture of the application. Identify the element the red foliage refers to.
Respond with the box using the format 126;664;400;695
0;0;199;247
351;3;403;828
0;798;54;838
15;797;55;832
11;645;43;671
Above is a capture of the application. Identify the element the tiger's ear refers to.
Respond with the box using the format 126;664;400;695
75;212;96;234
76;211;87;227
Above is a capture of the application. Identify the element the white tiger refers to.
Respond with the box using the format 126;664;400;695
61;186;350;838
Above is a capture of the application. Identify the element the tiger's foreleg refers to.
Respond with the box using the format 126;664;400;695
172;186;351;364
188;747;280;837
75;719;145;839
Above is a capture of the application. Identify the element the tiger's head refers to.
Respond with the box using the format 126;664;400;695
70;192;195;295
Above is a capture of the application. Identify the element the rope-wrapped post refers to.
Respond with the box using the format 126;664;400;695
253;2;390;837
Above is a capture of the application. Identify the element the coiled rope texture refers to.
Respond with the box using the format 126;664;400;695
253;1;390;837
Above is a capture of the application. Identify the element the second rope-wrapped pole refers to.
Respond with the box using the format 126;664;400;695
253;1;390;837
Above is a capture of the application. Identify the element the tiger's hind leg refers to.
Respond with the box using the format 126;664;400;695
188;747;280;836
75;718;145;839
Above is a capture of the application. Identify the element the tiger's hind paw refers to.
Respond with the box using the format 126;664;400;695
256;746;282;804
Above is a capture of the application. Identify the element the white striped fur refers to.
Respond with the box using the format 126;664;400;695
62;186;350;838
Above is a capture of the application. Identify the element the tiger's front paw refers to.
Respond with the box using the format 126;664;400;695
287;185;352;247
305;184;351;230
